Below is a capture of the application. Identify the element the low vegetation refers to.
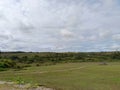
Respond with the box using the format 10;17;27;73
0;51;120;69
0;51;120;90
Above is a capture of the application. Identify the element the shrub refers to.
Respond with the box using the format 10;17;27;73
0;59;16;68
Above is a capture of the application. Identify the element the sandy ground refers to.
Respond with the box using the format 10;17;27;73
0;81;54;90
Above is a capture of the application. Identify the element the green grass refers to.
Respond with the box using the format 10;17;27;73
0;62;120;90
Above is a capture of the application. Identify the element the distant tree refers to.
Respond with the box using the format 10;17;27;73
0;50;2;59
19;56;28;63
10;56;19;60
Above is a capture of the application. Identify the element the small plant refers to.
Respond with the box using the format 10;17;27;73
16;77;26;85
36;63;40;67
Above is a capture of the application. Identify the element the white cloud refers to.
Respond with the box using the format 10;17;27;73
0;0;119;51
60;29;74;39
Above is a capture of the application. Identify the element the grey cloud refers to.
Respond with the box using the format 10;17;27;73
112;34;120;41
0;0;120;52
0;35;9;40
17;20;34;34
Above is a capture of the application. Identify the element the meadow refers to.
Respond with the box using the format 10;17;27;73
0;62;120;90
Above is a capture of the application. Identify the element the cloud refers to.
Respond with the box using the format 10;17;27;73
60;29;75;39
17;20;34;34
0;0;120;52
112;34;120;40
109;44;120;51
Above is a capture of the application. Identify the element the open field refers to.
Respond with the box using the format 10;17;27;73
0;62;120;90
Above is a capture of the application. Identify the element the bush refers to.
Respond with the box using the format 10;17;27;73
0;68;7;71
36;63;40;67
0;59;16;68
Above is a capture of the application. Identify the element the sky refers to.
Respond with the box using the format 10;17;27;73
0;0;120;52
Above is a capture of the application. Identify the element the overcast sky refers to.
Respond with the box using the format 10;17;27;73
0;0;120;52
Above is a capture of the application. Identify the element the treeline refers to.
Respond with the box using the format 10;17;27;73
0;51;120;70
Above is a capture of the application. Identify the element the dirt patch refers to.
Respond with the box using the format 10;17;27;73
0;81;54;90
29;86;54;90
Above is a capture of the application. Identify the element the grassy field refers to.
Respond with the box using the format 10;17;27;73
0;62;120;90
